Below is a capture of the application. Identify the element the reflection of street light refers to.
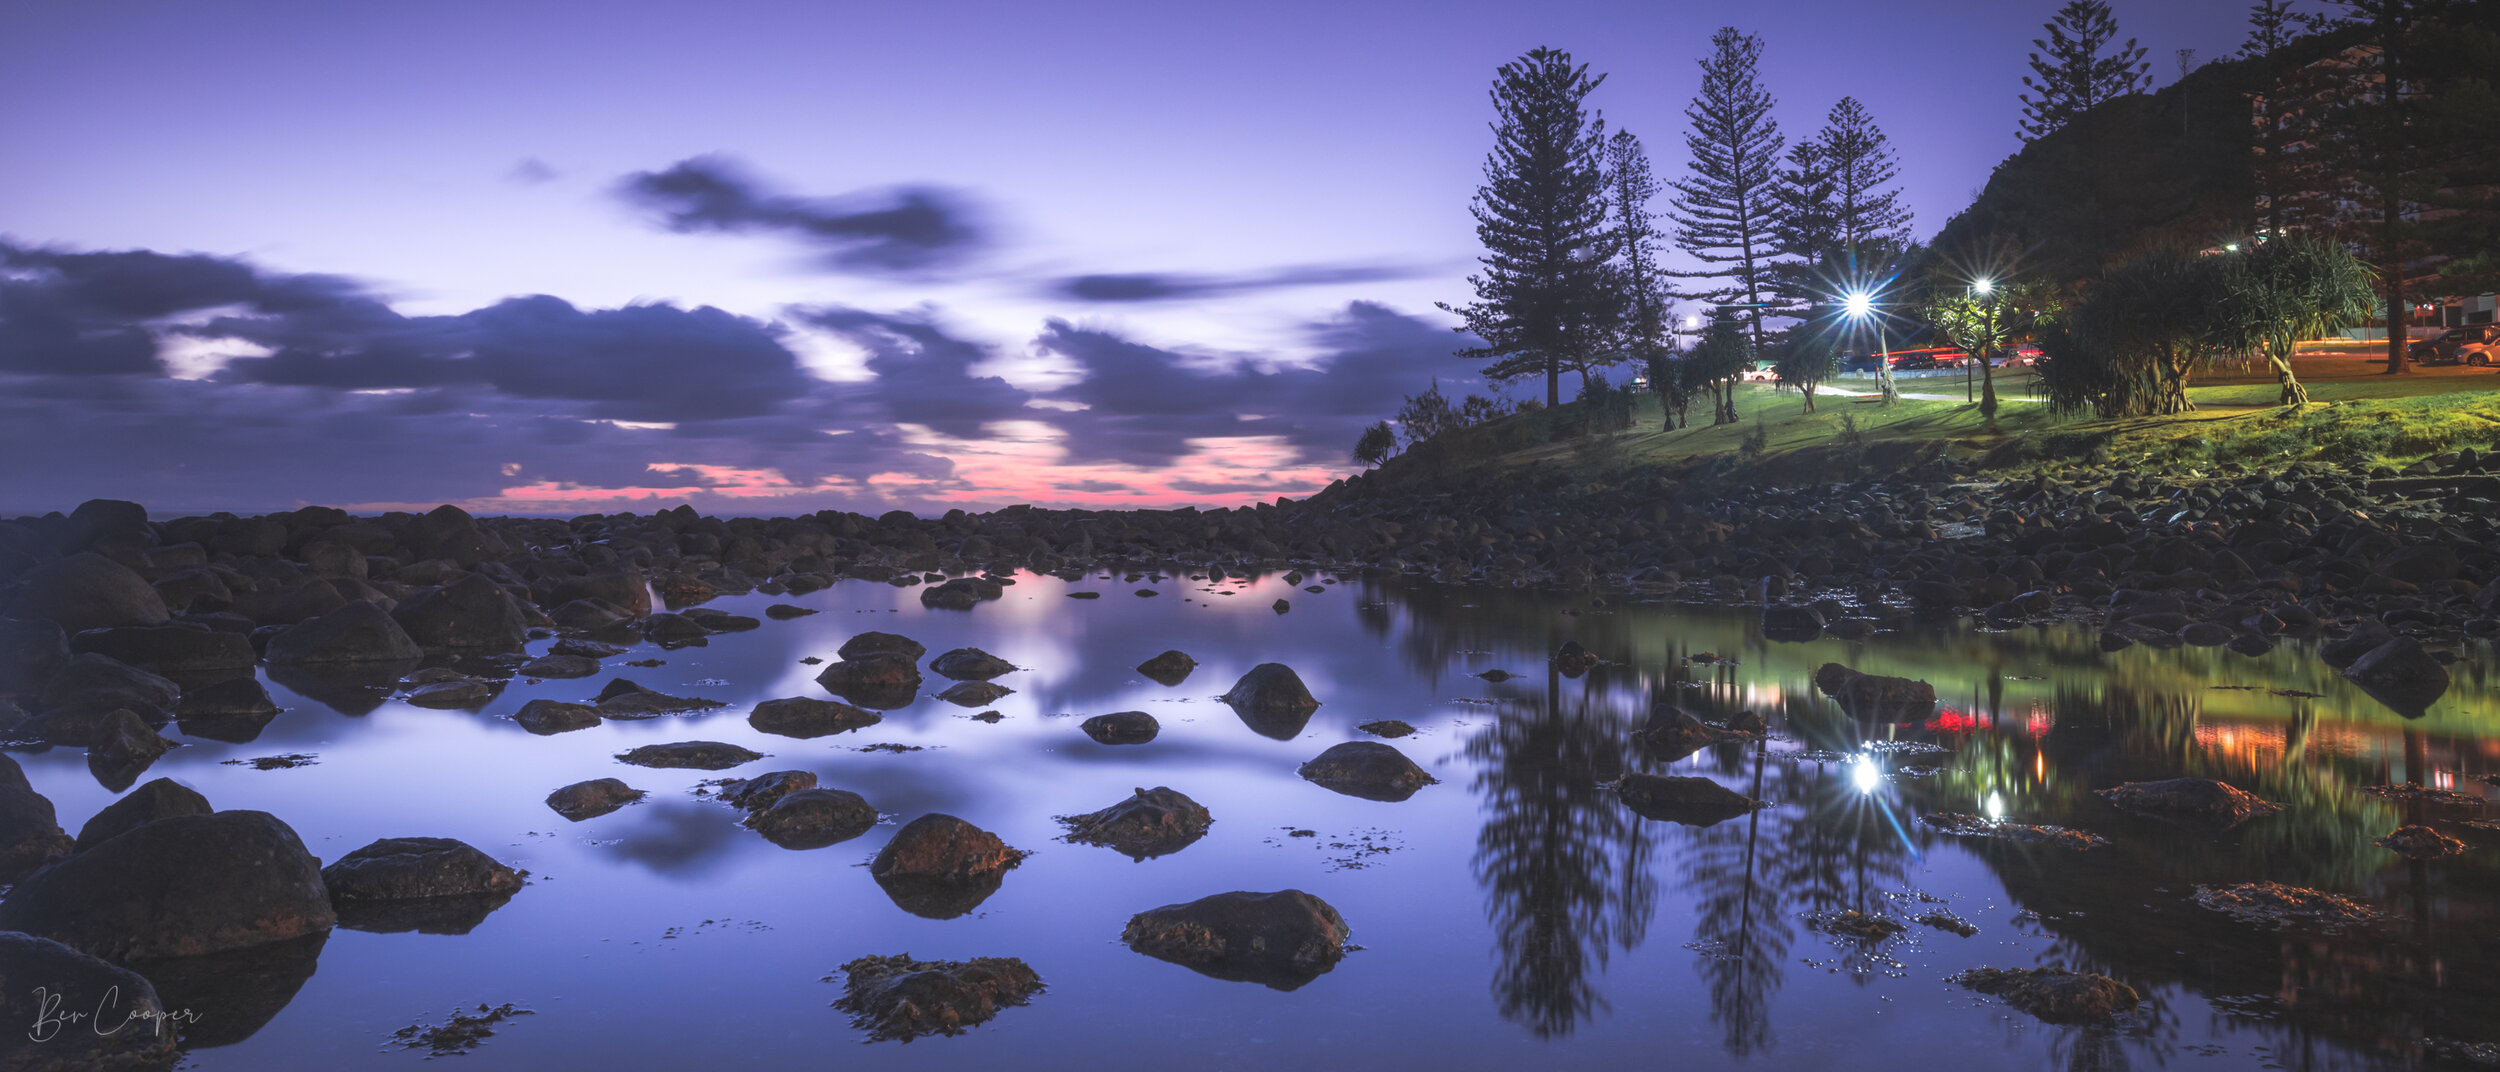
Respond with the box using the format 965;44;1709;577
1850;754;1882;794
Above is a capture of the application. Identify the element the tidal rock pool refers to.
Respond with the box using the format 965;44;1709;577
9;569;2498;1070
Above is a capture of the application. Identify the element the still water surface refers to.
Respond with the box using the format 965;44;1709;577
21;571;2500;1070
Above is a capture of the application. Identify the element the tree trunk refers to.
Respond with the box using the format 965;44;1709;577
2378;0;2408;377
1801;381;1817;413
1978;360;1997;430
2268;350;2308;407
1546;356;1560;407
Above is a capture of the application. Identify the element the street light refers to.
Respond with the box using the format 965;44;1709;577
1840;288;1895;403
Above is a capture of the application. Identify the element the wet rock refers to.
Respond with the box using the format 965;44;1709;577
614;741;762;770
551;638;627;658
1811;910;1904;940
1476;669;1517;682
263;601;424;664
175;676;279;719
919;576;1003;610
67;624;256;674
1221;662;1318;712
1357;719;1414;738
1616;773;1761;826
1081;711;1159;745
1271;599;1290;614
130;929;325;1048
2193;882;2377;931
815;653;922;708
935;681;1014;707
1918;812;2108;850
2341;636;2450;715
37;653;179;715
0;932;180;1071
1121;889;1349;991
0;617;70;696
678;607;758;632
1637;705;1730;762
5;553;169;634
1297;741;1435;802
763;603;817;620
511;699;600;735
640;613;711;645
73;777;212;853
592;678;728;717
321;837;522;907
2096;778;2279;828
2319;623;2392;668
391;574;528;652
746;788;878;849
545;778;642;821
2376;824;2467;860
871;814;1027;920
1915;909;1979;937
1058;786;1212;860
1760;603;1825;640
832;953;1043;1042
748;696;880;738
838;632;926;662
1136;650;1197;686
1551;639;1599;674
0;755;73;882
928;647;1015;681
1812;662;1937;721
0;810;334;961
88;709;175;790
715;770;816;811
1954;967;2140;1025
516;653;601;679
404;678;494;709
547;569;651;619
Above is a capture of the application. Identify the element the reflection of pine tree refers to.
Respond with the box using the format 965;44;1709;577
1680;744;1790;1055
1466;669;1660;1038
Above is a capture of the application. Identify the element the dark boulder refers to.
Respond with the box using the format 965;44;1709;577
641;613;712;645
88;709;176;791
746;788;878;850
1058;786;1212;860
1812;662;1937;721
1637;705;1729;762
321;837;522;903
832;953;1043;1042
592;678;728;717
870;814;1026;919
615;741;762;770
67;624;255;674
547;570;651;618
516;653;601;679
1081;711;1159;745
174;676;279;719
935;680;1014;707
0;810;334;961
814;653;921;709
838;631;926;661
1357;719;1415;738
2096;778;2279;828
74;778;211;853
929;647;1015;681
511;699;600;735
1760;603;1825;640
715;770;816;811
402;678;494;710
391;574;528;652
1551;639;1600;674
1121;889;1349;991
0;932;180;1071
2342;636;2450;716
2376;824;2467;860
36;653;178;714
545;778;642;821
748;696;880;739
0;755;73;882
1617;773;1761;827
1953;967;2140;1026
764;603;817;620
6;553;168;634
1297;742;1435;802
263;601;423;664
0;617;70;696
918;577;1002;610
1220;663;1319;739
1135;649;1197;686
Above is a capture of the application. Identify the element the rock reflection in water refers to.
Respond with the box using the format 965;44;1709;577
130;930;328;1048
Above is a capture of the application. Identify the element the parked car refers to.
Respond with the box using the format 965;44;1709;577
2409;325;2500;366
1891;349;1968;370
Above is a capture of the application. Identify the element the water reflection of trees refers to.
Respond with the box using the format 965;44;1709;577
1465;666;1658;1038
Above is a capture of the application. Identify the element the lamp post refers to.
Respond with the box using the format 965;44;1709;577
1965;278;1994;403
1843;290;1897;405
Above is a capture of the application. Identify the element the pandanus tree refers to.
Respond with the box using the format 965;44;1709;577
1920;270;2053;430
2036;245;2221;419
2212;235;2378;408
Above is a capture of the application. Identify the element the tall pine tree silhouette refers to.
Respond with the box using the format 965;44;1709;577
1670;27;1784;362
1440;48;1617;407
2017;0;2151;142
1604;130;1675;381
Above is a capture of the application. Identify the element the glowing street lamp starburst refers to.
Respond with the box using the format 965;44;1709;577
1842;291;1874;319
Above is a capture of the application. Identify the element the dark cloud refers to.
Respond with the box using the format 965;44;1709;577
1053;479;1139;494
0;242;319;376
1167;477;1301;495
507;158;558;185
618;156;986;273
797;306;1034;438
1030;301;1478;466
1053;263;1424;303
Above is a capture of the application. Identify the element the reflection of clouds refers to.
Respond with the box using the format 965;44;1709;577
602;801;746;879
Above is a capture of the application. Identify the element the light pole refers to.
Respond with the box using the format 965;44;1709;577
1843;290;1896;405
1965;278;1993;403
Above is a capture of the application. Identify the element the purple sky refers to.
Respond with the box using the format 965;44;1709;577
1;0;2262;517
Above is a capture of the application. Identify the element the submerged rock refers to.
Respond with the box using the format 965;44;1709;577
0;810;334;961
1918;811;2109;850
928;647;1015;681
2341;636;2451;715
1637;705;1731;762
715;770;816;811
1135;650;1197;686
1616;773;1761;827
545;778;644;822
1810;910;1904;940
2376;824;2467;860
614;741;762;770
1297;742;1435;802
1121;889;1349;990
1812;663;1937;721
1080;711;1159;745
832;953;1043;1042
748;696;880;738
935;680;1014;707
2193;882;2377;931
516;653;601;679
511;699;600;735
1356;719;1415;738
1954;967;2140;1025
1057;786;1212;859
2096;778;2279;828
746;788;878;850
592;678;728;717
